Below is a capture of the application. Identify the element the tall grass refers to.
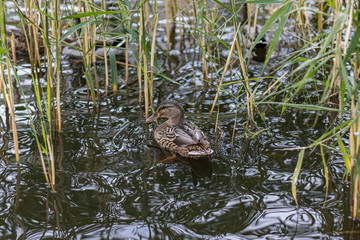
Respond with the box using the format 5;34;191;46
0;0;20;163
1;0;360;220
253;0;360;219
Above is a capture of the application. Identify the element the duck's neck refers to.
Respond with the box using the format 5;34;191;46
240;3;248;26
165;114;184;126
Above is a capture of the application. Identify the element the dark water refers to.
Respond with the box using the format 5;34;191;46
1;2;359;240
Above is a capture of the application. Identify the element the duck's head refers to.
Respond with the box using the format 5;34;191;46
146;100;184;125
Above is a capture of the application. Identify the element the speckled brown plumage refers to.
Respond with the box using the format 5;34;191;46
146;100;213;158
6;28;44;54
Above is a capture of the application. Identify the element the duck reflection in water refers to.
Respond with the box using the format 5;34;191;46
157;148;213;185
146;100;214;184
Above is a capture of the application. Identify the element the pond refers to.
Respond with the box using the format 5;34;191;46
1;1;359;239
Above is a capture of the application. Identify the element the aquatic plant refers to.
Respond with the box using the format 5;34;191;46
0;0;360;222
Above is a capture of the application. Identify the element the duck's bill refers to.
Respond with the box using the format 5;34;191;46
146;112;161;122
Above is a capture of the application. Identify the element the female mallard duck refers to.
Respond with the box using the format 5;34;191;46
61;36;126;58
61;18;127;58
146;100;213;158
240;3;269;49
6;27;45;54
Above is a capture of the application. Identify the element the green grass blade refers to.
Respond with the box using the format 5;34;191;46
320;145;329;206
109;50;118;91
246;3;286;58
338;48;354;94
262;1;294;72
34;7;55;20
60;19;96;42
345;25;360;62
62;10;128;20
319;14;346;54
292;149;305;207
247;1;286;3
259;102;345;112
337;135;352;173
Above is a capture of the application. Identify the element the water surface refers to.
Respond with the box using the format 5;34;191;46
0;1;358;239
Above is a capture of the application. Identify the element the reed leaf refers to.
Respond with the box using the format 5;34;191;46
320;145;329;206
262;1;294;72
338;135;352;173
345;26;360;62
62;10;129;20
59;18;96;42
259;102;345;112
292;149;305;207
109;50;118;94
247;1;285;3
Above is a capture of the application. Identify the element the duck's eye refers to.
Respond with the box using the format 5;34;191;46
158;105;170;112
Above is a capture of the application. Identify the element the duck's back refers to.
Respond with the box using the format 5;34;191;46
154;121;213;158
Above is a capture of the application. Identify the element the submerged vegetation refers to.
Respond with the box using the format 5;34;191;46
0;0;360;226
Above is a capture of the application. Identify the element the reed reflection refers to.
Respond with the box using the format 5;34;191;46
156;147;213;185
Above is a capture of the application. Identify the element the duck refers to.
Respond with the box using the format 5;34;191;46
146;100;213;158
61;36;126;58
6;27;45;55
242;24;269;49
60;17;127;58
240;3;270;50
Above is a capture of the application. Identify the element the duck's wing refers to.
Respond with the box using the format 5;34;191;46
96;38;126;47
154;123;213;157
174;123;208;146
174;128;197;146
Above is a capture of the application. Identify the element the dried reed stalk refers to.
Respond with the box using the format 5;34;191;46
138;2;143;103
141;0;149;118
150;0;158;107
201;4;208;83
5;60;20;162
210;22;242;116
103;1;110;98
47;136;55;190
125;31;129;84
0;2;19;162
318;0;323;34
55;0;62;132
165;0;170;52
